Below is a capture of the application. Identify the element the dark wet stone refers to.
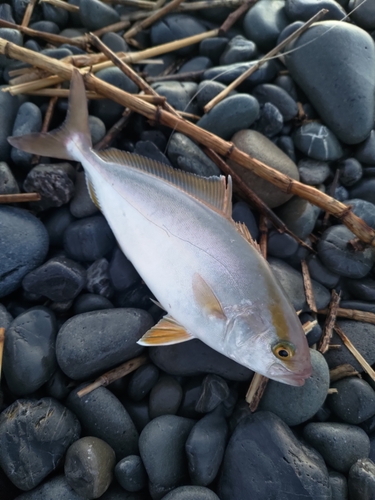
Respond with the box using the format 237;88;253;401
102;32;129;53
276;197;318;240
3;306;57;396
79;0;119;30
123;399;150;434
252;83;298;121
0;28;23;68
243;0;289;51
277;20;304;45
143;54;176;78
306;254;340;288
0;4;15;24
139;415;195;497
285;21;375;145
197;94;259;140
56;308;151;380
42;2;68;28
298;158;331;185
167;133;220;177
196;81;236;110
15;475;83;500
22;255;86;302
177;56;212;73
318;225;375;278
253;102;283;137
276;135;296;162
348;458;375;500
10;101;42;169
29;20;59;34
259;349;329;425
329;471;348;500
203;60;279;90
345;199;375;229
0;398;80;491
303;422;370;473
285;0;346;21
67;386;139;460
140;130;167;152
231;201;259;240
269;258;331;311
300;312;322;346
69;171;99;219
329;378;375;424
65;437;116;498
218;411;330;500
344;277;375;301
134;140;171;166
108;247;140;292
162;486;220;500
115;455;147;493
293;122;343;161
178;377;203;420
220;35;258;65
89;115;106;145
44;206;76;247
73;293;114;314
0;161;19;194
150;339;252;382
199;37;228;65
63;215;116;262
186;411;228;486
349;178;375;205
338;158;363;187
349;0;375;29
151;81;198;115
0;86;21;161
328;183;349;202
46;368;72;400
149;375;183;419
355;130;375;164
275;74;298;100
0;303;12;331
229;129;299;208
151;14;206;57
41;47;72;60
194;375;229;413
86;258;113;298
267;231;298;258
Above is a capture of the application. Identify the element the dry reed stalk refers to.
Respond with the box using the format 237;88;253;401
21;0;38;27
301;260;317;313
95;109;133;150
204;9;328;112
318;290;340;354
26;88;166;104
0;328;4;381
330;364;360;383
327;388;338;394
246;372;269;411
102;0;155;8
2;39;375;248
39;0;80;12
219;0;257;34
89;20;131;37
318;307;375;325
303;320;317;335
0;193;41;203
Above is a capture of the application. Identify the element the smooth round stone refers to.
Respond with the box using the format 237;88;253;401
339;300;375;313
115;455;147;492
44;206;76;247
355;130;375;164
178;56;212;73
194;375;229;413
276;135;296;162
349;0;375;30
253;102;283;137
298;159;331;185
56;308;151;380
46;367;72;400
3;306;57;396
178;377;204;419
152;81;198;114
63;215;116;262
108;247;140;292
267;231;298;258
150;339;252;382
134;140;171;166
67;386;139;459
151;14;206;57
306;254;340;288
162;486;220;500
258;349;329;426
186;411;228;486
348;458;375;500
29;20;60;34
303;422;370;473
349;178;375;205
0;304;12;331
338;158;363;187
127;364;159;402
219;411;330;500
41;47;72;60
0;398;80;491
252;83;298;121
69;171;99;218
167;133;220;177
231;201;259;240
285;21;375;145
140;130;167;152
139;415;195;494
318;225;375;278
123;399;151;434
199;37;228;65
0;87;21;162
197;94;259;140
243;0;289;51
0;28;23;67
89;115;106;145
324;320;375;372
275;74;298;100
65;437;116;499
0;4;15;23
143;54;176;78
228;129;299;208
0;161;19;194
345;199;375;229
22;255;86;302
285;0;346;20
276;197;318;239
220;35;258;65
10;102;42;168
102;32;129;53
86;258;113;298
196;81;236;110
345;277;375;301
329;472;348;500
73;293;113;314
14;475;85;500
79;0;119;30
293;123;343;161
149;375;183;419
277;20;304;45
269;258;331;311
329;378;375;424
203;60;278;89
42;2;68;28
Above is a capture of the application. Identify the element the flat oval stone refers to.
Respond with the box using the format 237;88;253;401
252;83;298;121
276;197;318;239
203;60;278;89
152;81;198;115
149;375;183;419
44;206;76;247
127;363;160;402
0;398;80;491
348;458;375;500
115;455;147;492
355;130;375;164
231;201;259;240
79;0;119;30
349;0;375;30
306;254;340;288
73;293;113;314
108;247;140;292
329;471;348;500
328;378;375;424
218;411;330;500
303;422;370;473
0;206;49;298
285;21;375;145
162;486;221;500
66;386;139;460
344;277;375;301
196;81;236;110
199;37;228;65
56;308;152;380
228;129;299;208
298;159;331;185
3;306;57;396
252;101;283;138
339;158;363;187
69;171;99;219
14;475;85;499
220;35;258;65
349;178;375;205
0;28;23;68
0;161;19;195
0;83;21;161
65;437;116;498
293;123;343;161
285;0;346;21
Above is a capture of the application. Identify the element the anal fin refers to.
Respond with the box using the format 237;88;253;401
85;174;101;210
235;221;262;255
137;315;194;346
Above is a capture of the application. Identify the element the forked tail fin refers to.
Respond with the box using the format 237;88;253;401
8;69;92;161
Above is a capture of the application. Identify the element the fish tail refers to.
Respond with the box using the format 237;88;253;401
8;69;92;161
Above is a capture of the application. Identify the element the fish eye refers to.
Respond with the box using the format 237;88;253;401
272;342;295;360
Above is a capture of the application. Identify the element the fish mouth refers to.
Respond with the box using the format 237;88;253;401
268;363;312;387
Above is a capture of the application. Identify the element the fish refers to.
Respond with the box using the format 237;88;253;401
8;69;312;386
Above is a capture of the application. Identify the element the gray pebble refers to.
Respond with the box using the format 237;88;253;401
10;101;42;168
0;85;21;161
196;80;236;110
355;130;375;164
69;171;99;218
276;196;318;239
329;471;348;500
108;247;140;292
349;0;375;29
14;475;85;499
350;177;375;204
0;303;12;331
329;378;375;424
298;158;331;185
152;81;198;115
42;2;68;28
73;293;114;314
253;101;283;138
195;374;229;413
0;28;23;68
293;122;343;161
89;115;106;145
46;367;72;400
86;257;113;298
123;399;151;434
345;199;375;229
203;60;278;89
44;206;76;247
344;277;375;301
79;0;119;30
338;158;363;187
134;140;171;166
29;20;60;34
162;486;221;500
252;83;298;121
0;161;19;194
115;455;147;492
177;56;212;73
220;35;258;65
149;374;183;419
102;32;129;53
127;363;160;402
231;201;259;240
306;254;340;288
348;458;375;500
199;37;228;65
285;0;346;21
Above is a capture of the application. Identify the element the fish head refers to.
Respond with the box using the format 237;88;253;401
222;301;312;386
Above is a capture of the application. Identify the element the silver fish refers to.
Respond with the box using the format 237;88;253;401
8;70;312;386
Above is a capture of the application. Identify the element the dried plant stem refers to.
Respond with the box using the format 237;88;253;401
327;388;338;394
27;88;166;104
219;0;257;34
40;0;80;12
21;0;38;27
246;372;269;411
0;328;4;381
301;260;317;313
330;364;360;383
0;193;41;203
303;319;317;335
334;325;375;382
318;307;375;325
95;108;133;150
103;0;155;8
204;8;328;112
258;215;268;258
77;355;148;397
318;290;340;354
89;20;131;37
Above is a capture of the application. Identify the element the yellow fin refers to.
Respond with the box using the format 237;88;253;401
192;273;226;319
86;178;101;210
137;315;194;346
235;221;262;254
97;149;232;218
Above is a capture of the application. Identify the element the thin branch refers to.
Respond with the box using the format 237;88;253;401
39;0;80;12
26;88;166;104
95;108;133;150
318;290;341;354
301;259;317;313
21;0;38;27
303;319;317;335
246;372;269;411
219;0;257;34
318;307;375;325
0;193;41;203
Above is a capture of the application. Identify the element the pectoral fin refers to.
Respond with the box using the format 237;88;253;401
192;273;226;320
137;315;194;346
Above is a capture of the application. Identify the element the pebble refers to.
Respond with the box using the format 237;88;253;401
150;339;252;381
186;411;228;486
56;308;151;380
22;255;86;302
349;0;375;30
303;422;370;473
44;206;76;247
152;81;198;115
267;231;299;258
285;21;375;144
298;159;331;185
67;386;139;460
89;115;107;145
355;129;375;165
293;122;343;161
63;215;116;262
253;102;283;137
276;197;318;239
220;35;258;65
0;303;13;331
348;458;375;500
123;399;151;435
196;94;259;140
86;258;113;298
79;0;119;30
69;171;99;218
115;455;147;492
151;15;206;56
42;2;68;29
218;411;330;499
0;161;19;194
228;129;299;208
101;32;129;53
29;20;60;34
328;378;375;424
306;254;340;288
177;56;212;73
195;375;230;413
3;306;57;396
64;436;116;499
203;59;279;89
345;198;375;229
196;81;236;110
0;206;49;298
73;293;114;314
0;28;23;68
252;83;298;121
178;377;204;419
149;375;183;419
162;486;221;500
10;102;42;168
0;85;21;161
134;140;171;166
338;158;363;187
345;277;375;301
285;0;346;21
108;247;140;292
14;475;85;499
318;225;375;278
350;177;375;204
199;37;228;65
329;471;348;500
231;201;259;240
127;363;160;402
0;398;80;490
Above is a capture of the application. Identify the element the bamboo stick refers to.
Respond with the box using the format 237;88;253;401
0;193;41;203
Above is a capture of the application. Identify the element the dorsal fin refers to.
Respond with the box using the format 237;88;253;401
235;222;262;254
97;149;232;218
